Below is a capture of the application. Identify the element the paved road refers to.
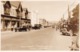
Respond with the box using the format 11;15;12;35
1;27;72;50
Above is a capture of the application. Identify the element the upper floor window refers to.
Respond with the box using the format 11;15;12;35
16;2;23;18
3;1;11;15
25;9;28;19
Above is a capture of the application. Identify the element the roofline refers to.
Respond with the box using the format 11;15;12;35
2;1;18;8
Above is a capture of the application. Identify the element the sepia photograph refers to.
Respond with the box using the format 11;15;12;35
0;0;79;51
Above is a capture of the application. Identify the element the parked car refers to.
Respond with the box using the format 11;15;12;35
32;24;42;29
44;26;50;28
61;28;70;36
60;24;70;36
15;26;27;32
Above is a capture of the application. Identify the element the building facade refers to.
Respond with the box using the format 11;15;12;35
1;1;31;31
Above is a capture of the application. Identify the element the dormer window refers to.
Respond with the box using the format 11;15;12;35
25;9;28;19
16;2;23;18
4;1;11;15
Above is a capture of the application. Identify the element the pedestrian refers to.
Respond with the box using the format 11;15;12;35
11;25;13;31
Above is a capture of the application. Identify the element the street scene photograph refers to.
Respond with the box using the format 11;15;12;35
0;0;79;51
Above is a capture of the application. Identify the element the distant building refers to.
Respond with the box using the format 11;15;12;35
39;19;50;28
1;1;31;31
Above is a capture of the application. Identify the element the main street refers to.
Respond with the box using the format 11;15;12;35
1;27;72;50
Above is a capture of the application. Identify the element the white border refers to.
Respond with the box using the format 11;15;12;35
0;0;79;52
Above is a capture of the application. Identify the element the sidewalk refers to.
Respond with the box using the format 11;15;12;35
54;29;79;51
1;30;14;35
49;29;72;50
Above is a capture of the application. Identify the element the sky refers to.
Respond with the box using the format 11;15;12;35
21;0;78;23
1;0;78;25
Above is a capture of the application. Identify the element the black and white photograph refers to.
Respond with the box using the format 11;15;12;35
0;0;80;51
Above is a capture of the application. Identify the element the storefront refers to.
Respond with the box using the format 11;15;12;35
1;1;31;31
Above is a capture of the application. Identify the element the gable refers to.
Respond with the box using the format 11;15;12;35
17;2;23;12
4;1;11;8
25;9;28;15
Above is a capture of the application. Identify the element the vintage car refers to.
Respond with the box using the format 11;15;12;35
60;24;70;36
15;26;27;32
32;24;42;29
